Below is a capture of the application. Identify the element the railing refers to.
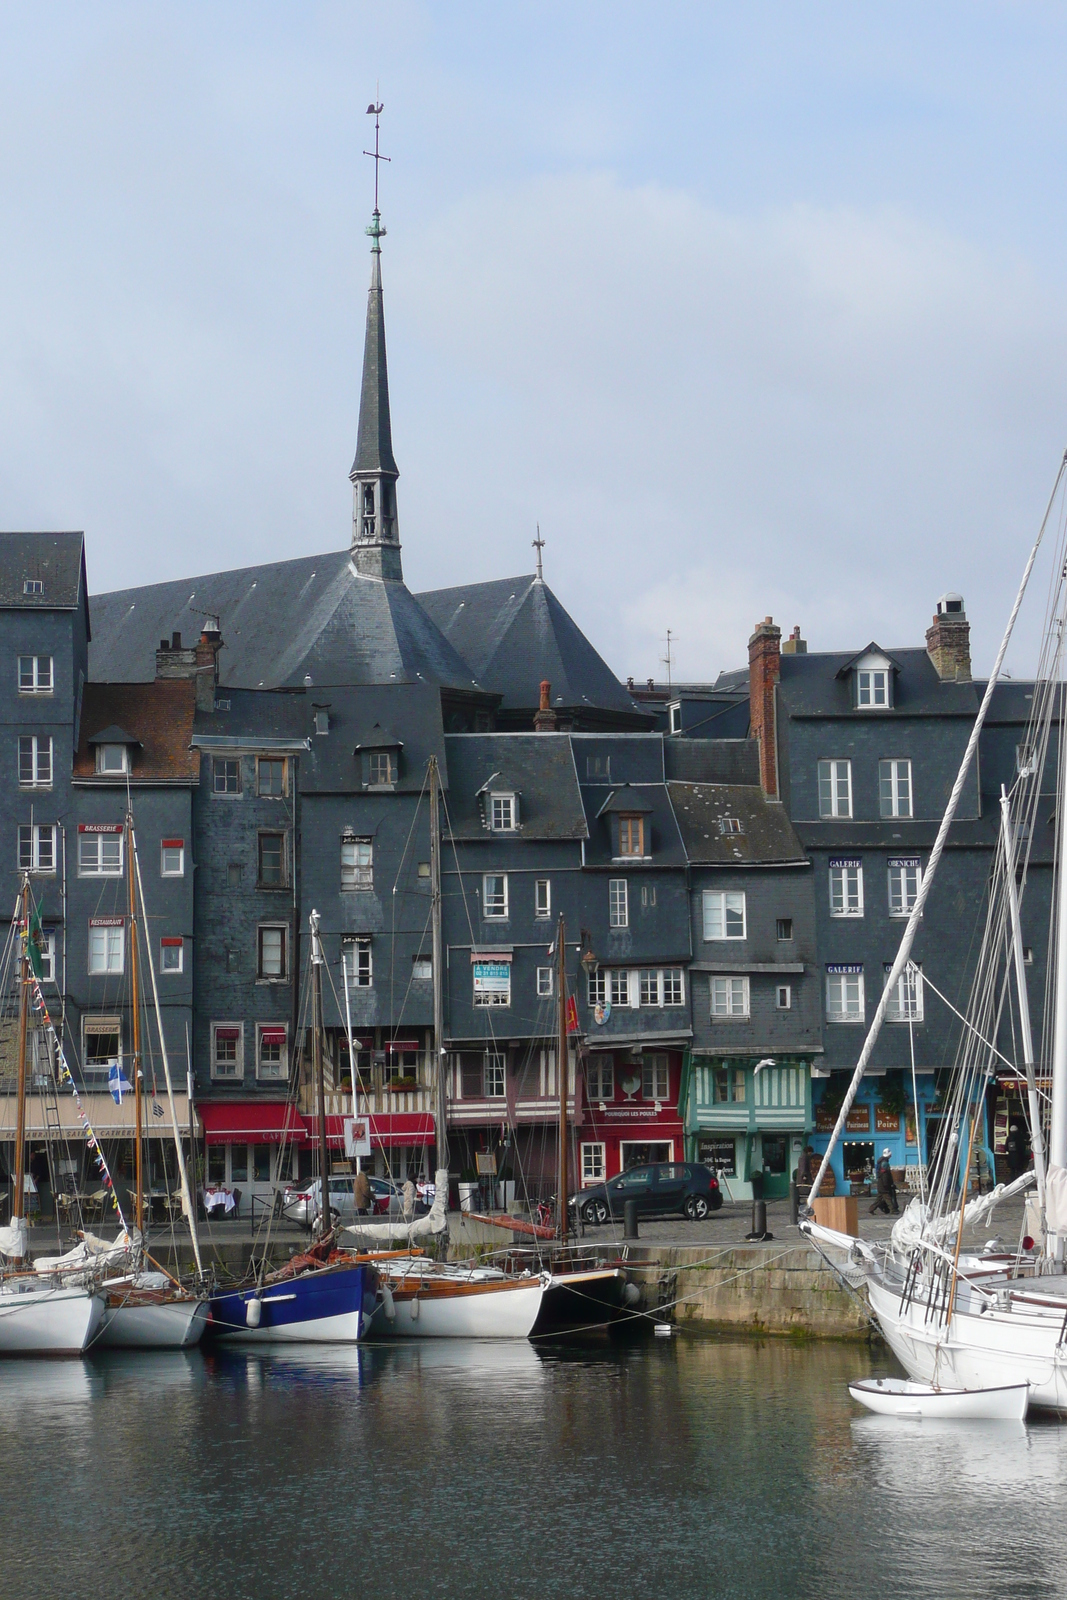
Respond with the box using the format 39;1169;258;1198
297;1085;434;1118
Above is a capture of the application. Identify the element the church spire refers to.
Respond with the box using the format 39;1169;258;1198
350;102;402;582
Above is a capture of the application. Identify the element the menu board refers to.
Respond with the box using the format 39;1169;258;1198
875;1107;901;1133
697;1137;736;1177
845;1105;872;1133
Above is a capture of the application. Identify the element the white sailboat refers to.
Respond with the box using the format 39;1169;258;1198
0;882;104;1355
802;451;1067;1412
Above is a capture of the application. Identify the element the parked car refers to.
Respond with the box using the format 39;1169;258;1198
570;1162;723;1224
281;1175;426;1229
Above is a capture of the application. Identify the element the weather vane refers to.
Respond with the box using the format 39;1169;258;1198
364;99;390;214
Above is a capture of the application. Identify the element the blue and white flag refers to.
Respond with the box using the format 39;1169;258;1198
108;1062;133;1105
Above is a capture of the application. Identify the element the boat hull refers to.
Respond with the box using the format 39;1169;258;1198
208;1262;378;1344
98;1294;208;1349
375;1274;545;1339
869;1275;1067;1413
532;1268;629;1337
0;1281;105;1356
848;1376;1030;1420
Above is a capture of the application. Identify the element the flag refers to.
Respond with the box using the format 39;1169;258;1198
108;1062;133;1104
565;996;579;1034
26;906;44;980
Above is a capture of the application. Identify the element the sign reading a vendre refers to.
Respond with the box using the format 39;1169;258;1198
472;961;511;998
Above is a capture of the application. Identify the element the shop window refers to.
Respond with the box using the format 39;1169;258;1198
581;1143;606;1183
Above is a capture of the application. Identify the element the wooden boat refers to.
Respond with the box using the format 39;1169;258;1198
375;1265;547;1339
848;1376;1030;1420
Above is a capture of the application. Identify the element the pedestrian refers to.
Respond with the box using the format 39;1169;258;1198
869;1148;899;1216
796;1146;815;1185
1005;1122;1028;1182
353;1167;371;1216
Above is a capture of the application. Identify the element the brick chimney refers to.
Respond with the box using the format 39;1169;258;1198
195;616;224;711
926;593;971;683
781;625;807;655
533;678;557;732
155;630;198;681
749;617;781;798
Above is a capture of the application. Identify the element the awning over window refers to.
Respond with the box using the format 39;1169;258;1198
198;1101;307;1146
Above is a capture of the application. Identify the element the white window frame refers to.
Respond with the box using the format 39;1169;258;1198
211;1022;244;1081
83;1015;122;1081
609;878;628;929
88;921;125;976
639;969;661;1007
213;757;242;796
879;758;913;819
160;937;184;974
95;744;129;775
587;968;606;1007
608;969;631;1008
18;735;52;788
79;831;123;877
817;759;853;819
341;836;373;891
662;968;684;1006
776;984;792;1010
581;1142;606;1183
642;1055;670;1101
829;860;864;917
412;956;432;982
472;960;510;1007
710;975;750;1019
257;923;288;981
483;1054;506;1098
489;792;517;832
18;655;52;694
826;968;865;1023
343;937;373;989
856;668;889;707
35;928;56;983
702;890;747;941
535;878;551;919
161;840;185;877
482;874;508;919
885;963;924;1023
536;966;553;997
18;824;55;874
888;858;922;918
256;1023;289;1081
587;1059;614;1100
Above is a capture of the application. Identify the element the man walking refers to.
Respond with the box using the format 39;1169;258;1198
869;1148;900;1216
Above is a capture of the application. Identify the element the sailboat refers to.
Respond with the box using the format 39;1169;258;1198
801;451;1067;1412
207;909;379;1343
0;881;105;1355
93;813;207;1349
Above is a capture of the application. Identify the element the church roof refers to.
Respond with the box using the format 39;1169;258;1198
88;550;484;693
416;573;643;719
350;248;397;481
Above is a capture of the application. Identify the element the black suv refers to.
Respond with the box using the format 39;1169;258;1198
571;1162;723;1224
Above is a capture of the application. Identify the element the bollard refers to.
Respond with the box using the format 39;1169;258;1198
789;1180;799;1226
623;1197;640;1239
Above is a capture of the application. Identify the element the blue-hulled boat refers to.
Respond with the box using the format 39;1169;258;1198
208;1258;378;1344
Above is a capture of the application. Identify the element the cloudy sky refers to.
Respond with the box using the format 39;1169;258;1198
3;2;1067;683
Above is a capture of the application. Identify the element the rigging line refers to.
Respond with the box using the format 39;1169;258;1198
439;783;506;1091
388;765;430;1051
808;451;1067;1206
919;964;1020;1076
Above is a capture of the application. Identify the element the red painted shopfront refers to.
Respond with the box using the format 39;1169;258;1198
577;1049;685;1187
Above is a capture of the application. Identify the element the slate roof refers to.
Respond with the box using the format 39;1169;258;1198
417;574;646;720
667;783;808;866
778;647;979;718
442;734;587;840
74;682;199;783
88;550;483;694
664;738;760;785
350;249;397;480
0;532;87;612
579;779;687;867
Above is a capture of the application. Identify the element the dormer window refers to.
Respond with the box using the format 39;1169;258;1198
23;579;43;596
313;707;330;736
719;816;743;836
618;815;645;857
96;744;129;774
668;703;681;734
490;793;518;831
846;649;895;709
856;669;888;707
368;751;397;786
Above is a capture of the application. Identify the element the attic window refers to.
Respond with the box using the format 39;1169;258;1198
490;793;518;831
856;669;888;707
719;817;744;836
23;580;43;596
368;751;397;787
618;815;645;857
96;744;129;775
668;703;681;734
314;707;329;736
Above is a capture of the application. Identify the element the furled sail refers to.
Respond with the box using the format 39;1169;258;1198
341;1168;449;1246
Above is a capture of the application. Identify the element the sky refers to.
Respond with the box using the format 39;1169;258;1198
3;2;1067;683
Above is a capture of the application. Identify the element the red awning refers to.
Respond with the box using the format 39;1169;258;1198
302;1112;436;1150
198;1101;307;1146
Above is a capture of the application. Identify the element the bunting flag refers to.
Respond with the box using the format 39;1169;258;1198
19;913;129;1234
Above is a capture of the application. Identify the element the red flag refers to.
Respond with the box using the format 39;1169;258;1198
566;996;579;1034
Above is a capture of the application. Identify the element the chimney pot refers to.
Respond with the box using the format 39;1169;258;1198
534;679;557;732
926;594;971;682
172;630;182;649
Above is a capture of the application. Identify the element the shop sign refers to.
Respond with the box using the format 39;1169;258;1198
472;962;511;999
343;1117;371;1158
815;1103;838;1132
845;1105;871;1133
828;858;862;869
697;1136;736;1177
875;1107;900;1133
603;1106;676;1121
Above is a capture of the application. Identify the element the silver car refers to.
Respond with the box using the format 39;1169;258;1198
281;1176;405;1228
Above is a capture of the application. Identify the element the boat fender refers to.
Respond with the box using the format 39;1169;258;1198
245;1297;263;1329
622;1282;641;1308
410;1296;420;1321
381;1283;396;1321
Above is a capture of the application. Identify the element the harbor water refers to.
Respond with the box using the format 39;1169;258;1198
3;1335;1067;1599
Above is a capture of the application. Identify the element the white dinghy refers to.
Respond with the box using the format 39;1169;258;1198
848;1377;1030;1421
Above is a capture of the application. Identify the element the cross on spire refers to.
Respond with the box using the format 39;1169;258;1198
364;100;391;251
533;525;545;581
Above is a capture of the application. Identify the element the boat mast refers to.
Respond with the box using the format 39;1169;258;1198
12;878;29;1253
557;912;567;1242
1000;788;1047;1208
1050;712;1067;1171
310;910;330;1230
429;756;447;1170
127;814;144;1237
